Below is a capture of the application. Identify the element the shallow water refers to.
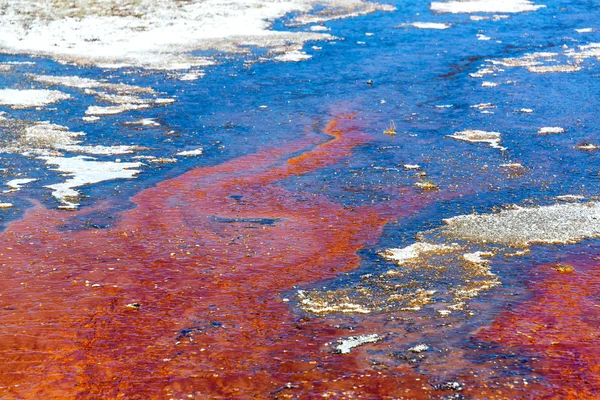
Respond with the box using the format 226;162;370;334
0;0;599;398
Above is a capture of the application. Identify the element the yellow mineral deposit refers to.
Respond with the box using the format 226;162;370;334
383;120;396;136
553;264;575;273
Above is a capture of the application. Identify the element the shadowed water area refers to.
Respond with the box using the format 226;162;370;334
0;0;599;398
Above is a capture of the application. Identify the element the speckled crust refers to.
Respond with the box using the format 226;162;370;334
441;202;600;246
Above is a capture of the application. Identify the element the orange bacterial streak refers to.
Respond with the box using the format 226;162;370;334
0;115;435;398
478;254;600;398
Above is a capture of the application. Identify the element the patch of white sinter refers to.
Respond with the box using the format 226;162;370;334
0;119;147;208
334;334;382;354
41;156;142;210
538;127;565;135
0;0;394;69
4;178;37;193
0;89;70;108
3;121;144;157
177;148;204;157
408;344;429;353
431;0;544;14
442;202;600;246
401;22;452;29
481;44;600;79
447;130;504;150
380;242;460;265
